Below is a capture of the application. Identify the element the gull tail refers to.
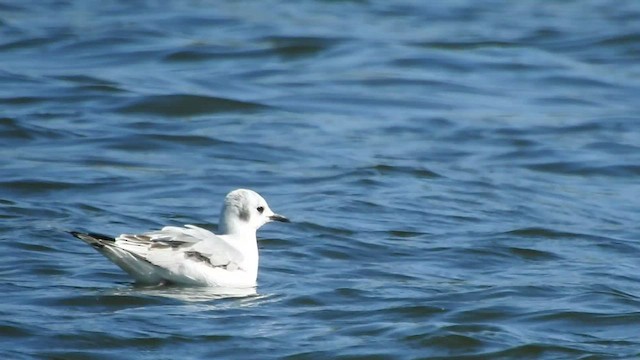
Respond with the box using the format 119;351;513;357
69;231;165;285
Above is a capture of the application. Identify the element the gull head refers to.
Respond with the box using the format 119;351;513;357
218;189;289;235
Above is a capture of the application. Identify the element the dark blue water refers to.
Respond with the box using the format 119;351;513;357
2;1;640;359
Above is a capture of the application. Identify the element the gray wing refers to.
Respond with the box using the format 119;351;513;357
118;224;244;268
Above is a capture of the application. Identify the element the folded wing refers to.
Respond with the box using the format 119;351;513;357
74;225;249;286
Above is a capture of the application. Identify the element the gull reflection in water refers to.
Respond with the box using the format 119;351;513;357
108;284;261;303
139;285;259;302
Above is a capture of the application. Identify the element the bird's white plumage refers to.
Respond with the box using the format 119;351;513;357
72;189;289;287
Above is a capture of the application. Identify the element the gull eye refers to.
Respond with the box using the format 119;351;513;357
257;206;264;214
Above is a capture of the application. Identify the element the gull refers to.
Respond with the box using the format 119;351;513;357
70;189;289;287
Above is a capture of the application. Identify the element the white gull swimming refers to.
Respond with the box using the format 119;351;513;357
70;189;289;287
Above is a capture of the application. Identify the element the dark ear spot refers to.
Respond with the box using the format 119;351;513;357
239;206;250;221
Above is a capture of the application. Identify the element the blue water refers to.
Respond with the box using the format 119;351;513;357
2;1;640;359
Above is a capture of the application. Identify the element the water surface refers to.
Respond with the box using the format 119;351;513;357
1;1;640;359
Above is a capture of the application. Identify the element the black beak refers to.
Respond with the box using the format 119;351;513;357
270;214;290;223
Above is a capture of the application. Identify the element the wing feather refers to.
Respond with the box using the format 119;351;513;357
116;224;243;271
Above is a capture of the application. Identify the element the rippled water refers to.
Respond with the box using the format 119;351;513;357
2;1;640;359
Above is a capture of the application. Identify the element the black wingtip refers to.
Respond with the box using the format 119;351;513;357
69;231;115;242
